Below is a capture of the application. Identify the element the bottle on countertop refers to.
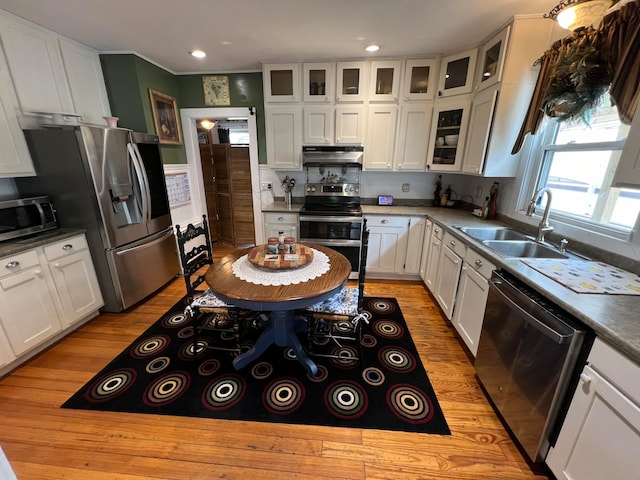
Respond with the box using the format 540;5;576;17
487;182;499;220
434;175;442;206
482;197;490;219
441;185;452;207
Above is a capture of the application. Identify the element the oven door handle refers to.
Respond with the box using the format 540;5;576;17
490;278;574;344
299;216;363;223
301;239;361;247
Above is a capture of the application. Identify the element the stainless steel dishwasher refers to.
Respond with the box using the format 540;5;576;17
474;270;588;463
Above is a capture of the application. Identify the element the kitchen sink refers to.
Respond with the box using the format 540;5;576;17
456;226;529;241
481;240;569;259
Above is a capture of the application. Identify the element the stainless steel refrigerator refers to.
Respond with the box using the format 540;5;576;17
18;125;180;312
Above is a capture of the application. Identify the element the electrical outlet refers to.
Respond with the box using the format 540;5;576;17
475;186;483;198
402;183;410;192
261;182;273;191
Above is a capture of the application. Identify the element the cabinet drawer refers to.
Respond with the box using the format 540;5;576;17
464;249;496;279
366;216;406;228
431;223;445;240
0;250;39;278
443;232;466;258
263;212;298;224
43;235;88;261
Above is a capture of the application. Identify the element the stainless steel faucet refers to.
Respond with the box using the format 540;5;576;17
526;188;554;242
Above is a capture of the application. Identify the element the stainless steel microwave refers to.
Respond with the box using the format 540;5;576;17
0;195;58;241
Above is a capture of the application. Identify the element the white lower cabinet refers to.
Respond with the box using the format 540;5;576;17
547;338;640;480
366;215;425;276
451;249;495;356
43;235;103;327
263;212;298;240
433;231;465;320
424;222;443;292
419;219;433;282
0;233;103;372
0;250;63;356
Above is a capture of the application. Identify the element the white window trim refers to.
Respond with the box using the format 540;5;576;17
506;121;640;261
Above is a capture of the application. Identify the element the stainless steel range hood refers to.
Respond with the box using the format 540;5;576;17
302;145;363;167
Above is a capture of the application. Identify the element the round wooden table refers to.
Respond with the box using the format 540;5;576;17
204;243;351;375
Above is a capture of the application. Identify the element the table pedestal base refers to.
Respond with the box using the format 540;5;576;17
232;310;318;376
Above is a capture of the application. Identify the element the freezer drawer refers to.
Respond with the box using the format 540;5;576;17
106;228;179;310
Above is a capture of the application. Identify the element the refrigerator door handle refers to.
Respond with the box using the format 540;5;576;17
115;229;174;255
128;142;150;222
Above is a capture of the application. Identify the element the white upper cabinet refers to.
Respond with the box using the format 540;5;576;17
394;103;433;171
335;105;365;144
263;64;301;102
476;26;510;91
0;12;73;114
369;61;402;102
302;63;334;103
437;49;478;98
427;95;472;172
613;99;640;188
58;38;111;125
364;105;397;170
463;86;498;175
303;106;333;144
265;105;302;169
0;46;35;177
402;58;438;101
336;61;368;102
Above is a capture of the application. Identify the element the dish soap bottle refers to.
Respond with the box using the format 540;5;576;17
482;197;490;219
487;182;499;220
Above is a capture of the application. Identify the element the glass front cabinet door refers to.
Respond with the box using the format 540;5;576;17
476;26;510;91
369;60;402;102
437;49;478;98
336;61;367;102
427;95;472;172
263;64;300;102
303;63;334;103
402;58;438;101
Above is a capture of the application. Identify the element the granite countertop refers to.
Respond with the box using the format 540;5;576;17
0;229;87;258
262;201;640;363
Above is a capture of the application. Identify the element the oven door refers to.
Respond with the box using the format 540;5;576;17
299;216;362;241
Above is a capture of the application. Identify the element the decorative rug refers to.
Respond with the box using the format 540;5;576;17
62;297;450;435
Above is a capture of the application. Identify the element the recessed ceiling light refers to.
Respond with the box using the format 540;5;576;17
365;44;382;53
189;49;206;58
220;41;231;46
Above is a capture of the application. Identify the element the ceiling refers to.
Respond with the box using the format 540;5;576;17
0;0;562;74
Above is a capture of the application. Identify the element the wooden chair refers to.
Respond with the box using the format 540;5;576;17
304;220;370;363
175;215;242;354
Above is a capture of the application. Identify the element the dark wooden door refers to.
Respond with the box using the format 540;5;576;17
210;144;234;245
198;135;220;242
229;146;255;246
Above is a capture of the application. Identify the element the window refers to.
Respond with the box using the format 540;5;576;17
532;98;639;236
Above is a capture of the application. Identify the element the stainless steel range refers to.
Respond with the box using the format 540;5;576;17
299;146;364;278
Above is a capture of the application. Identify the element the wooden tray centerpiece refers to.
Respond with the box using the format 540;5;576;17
247;243;314;270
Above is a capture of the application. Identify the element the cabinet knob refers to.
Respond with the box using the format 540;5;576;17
62;244;73;251
278;217;284;221
475;259;483;267
5;261;19;270
450;240;456;247
381;219;389;224
434;228;439;234
579;372;592;385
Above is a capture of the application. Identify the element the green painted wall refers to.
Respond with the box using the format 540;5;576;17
177;73;265;164
100;54;266;165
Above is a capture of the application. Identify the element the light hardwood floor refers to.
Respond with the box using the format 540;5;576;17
0;244;551;479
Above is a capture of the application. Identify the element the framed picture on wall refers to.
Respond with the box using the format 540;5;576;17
149;89;183;145
203;75;231;106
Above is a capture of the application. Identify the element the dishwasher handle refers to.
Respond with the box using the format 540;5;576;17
490;276;574;344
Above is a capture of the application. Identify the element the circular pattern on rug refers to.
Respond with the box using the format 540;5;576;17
143;371;191;407
334;320;354;333
378;346;416;373
328;345;359;369
84;368;137;403
130;334;170;359
263;377;306;415
177;326;193;339
366;298;396;314
360;333;377;348
197;359;221;376
311;334;331;347
251;361;273;380
160;311;190;328
202;374;246;411
178;337;214;360
324;380;368;419
282;347;298;361
307;364;328;382
145;356;170;374
387;384;434;424
371;319;405;339
362;367;386;386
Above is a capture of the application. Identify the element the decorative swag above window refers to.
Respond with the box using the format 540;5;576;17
513;0;640;153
